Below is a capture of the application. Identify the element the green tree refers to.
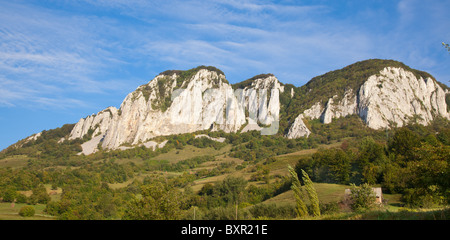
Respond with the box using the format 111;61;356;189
357;137;386;184
15;192;28;203
388;128;421;164
216;176;247;206
19;205;35;217
29;184;50;204
215;176;247;219
288;165;308;218
123;182;183;220
401;143;450;207
310;148;351;184
2;188;17;202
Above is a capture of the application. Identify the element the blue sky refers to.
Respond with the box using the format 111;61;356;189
1;0;449;150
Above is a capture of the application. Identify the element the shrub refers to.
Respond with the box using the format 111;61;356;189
249;203;297;219
15;193;28;204
19;205;35;217
1;188;17;203
320;202;340;215
349;183;376;212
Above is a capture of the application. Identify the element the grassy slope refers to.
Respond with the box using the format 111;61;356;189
0;155;29;169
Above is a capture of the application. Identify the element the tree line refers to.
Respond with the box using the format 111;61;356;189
294;124;449;208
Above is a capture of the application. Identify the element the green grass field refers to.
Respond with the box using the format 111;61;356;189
0;202;55;220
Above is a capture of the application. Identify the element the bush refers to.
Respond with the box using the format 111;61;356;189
203;206;252;220
249;203;297;219
19;205;35;217
15;193;28;204
1;188;17;202
349;183;376;212
320;202;340;215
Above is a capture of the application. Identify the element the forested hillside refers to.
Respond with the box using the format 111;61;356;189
1;115;448;219
1;59;449;220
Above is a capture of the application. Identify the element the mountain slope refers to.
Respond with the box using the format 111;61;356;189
68;66;284;154
4;59;449;155
284;59;449;138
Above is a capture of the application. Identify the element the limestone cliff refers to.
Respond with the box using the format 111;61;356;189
286;66;449;138
62;61;450;151
69;66;284;154
358;67;449;129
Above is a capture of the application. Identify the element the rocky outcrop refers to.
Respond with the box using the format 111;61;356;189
237;75;284;134
286;114;311;139
320;89;358;124
195;134;226;143
286;67;449;138
15;60;449;155
358;67;449;129
69;67;284;153
68;64;448;148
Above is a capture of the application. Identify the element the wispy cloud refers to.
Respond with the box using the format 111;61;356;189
0;1;139;109
1;0;449;112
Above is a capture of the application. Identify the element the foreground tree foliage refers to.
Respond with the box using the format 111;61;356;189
123;181;184;220
301;169;320;217
288;165;321;218
288;165;308;218
296;122;450;208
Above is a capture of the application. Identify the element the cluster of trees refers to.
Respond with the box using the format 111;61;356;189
295;124;450;208
0;124;84;166
42;174;292;220
0;184;50;205
228;131;316;162
0;158;141;219
144;155;215;172
1;149;293;220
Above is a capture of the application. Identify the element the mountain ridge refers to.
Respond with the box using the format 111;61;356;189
3;59;449;154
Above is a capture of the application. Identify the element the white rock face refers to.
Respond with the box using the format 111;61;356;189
78;134;103;155
69;68;284;153
286;114;311;139
320;89;358;124
286;67;449;138
69;106;119;140
358;67;449;129
195;134;226;143
26;132;42;142
68;65;449;145
303;102;323;119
